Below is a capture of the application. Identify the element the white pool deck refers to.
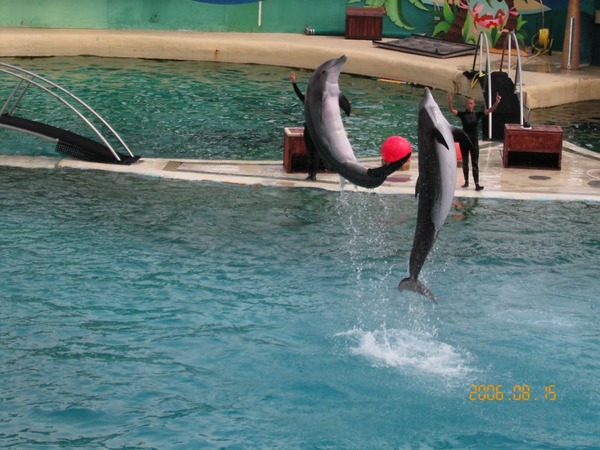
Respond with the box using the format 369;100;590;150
2;139;600;202
1;28;600;202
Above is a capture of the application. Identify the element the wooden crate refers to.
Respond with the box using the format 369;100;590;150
283;127;306;173
283;127;333;173
345;7;383;41
503;124;563;169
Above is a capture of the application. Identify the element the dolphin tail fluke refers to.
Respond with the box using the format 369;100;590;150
398;277;438;304
366;152;411;180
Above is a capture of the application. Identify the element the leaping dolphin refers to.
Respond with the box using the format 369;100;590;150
304;55;410;188
399;88;471;303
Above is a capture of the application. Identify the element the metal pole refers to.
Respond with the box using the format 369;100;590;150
567;16;575;69
561;0;580;70
258;1;262;27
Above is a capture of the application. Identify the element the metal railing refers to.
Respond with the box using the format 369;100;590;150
471;32;494;138
471;31;526;132
499;31;525;126
0;62;134;162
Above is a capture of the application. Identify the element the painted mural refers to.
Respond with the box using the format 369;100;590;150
347;0;427;30
347;0;555;49
192;0;261;4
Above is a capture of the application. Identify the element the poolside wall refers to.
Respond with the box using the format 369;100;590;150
0;0;597;65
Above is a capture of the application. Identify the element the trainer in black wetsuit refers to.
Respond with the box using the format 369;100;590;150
290;71;350;181
447;93;501;191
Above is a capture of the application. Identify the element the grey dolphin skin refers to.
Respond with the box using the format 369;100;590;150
399;87;469;303
304;55;410;188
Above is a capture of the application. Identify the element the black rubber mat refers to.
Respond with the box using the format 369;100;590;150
373;36;477;58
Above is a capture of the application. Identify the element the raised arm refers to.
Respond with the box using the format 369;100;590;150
446;93;458;115
484;93;502;115
289;71;304;103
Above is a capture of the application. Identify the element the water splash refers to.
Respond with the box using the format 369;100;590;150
337;326;475;380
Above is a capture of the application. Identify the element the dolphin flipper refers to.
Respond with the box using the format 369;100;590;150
433;127;451;150
398;277;438;304
452;126;474;152
339;94;351;116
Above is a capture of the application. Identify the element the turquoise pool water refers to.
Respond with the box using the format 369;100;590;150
0;57;423;161
1;58;599;448
2;57;598;160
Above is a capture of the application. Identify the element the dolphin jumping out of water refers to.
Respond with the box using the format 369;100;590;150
304;55;410;188
399;88;472;303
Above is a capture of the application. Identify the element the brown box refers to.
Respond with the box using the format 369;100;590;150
283;127;333;173
345;7;383;41
283;127;306;173
503;124;563;170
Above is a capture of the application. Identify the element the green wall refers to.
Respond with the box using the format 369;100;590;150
0;0;108;29
0;0;427;35
0;0;350;33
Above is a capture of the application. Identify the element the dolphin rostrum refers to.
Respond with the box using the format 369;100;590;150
399;88;471;303
304;55;410;188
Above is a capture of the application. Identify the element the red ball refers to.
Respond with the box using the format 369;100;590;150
381;136;412;163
